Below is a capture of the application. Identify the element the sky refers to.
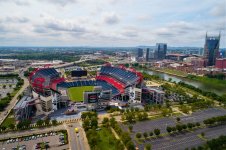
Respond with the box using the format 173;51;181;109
0;0;225;47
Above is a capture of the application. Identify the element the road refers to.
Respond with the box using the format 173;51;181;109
65;122;89;150
0;124;65;140
0;70;29;125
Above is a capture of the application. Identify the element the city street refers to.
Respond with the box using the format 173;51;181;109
65;122;90;150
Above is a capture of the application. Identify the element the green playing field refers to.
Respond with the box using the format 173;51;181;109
67;86;94;102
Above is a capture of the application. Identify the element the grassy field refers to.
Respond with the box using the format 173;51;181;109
67;86;94;102
95;127;119;150
1;115;15;127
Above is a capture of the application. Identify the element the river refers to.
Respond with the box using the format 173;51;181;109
143;70;225;96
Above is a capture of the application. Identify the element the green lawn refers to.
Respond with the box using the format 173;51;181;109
67;86;94;102
95;128;119;150
1;115;15;127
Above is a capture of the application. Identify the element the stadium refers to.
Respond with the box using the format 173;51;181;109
27;64;143;114
14;63;165;121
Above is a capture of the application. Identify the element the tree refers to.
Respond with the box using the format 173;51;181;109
52;119;57;126
17;122;23;129
126;141;135;150
86;129;100;147
182;124;187;130
171;127;176;132
201;132;205;137
7;93;11;97
143;112;148;120
143;132;148;139
196;122;200;127
125;112;135;123
162;108;169;117
9;124;15;130
176;117;180;122
90;117;98;129
23;119;31;128
1;126;6;132
102;117;109;127
166;126;172;133
154;129;160;136
187;123;193;129
176;124;183;132
115;139;124;150
122;132;132;147
145;144;152;150
83;118;90;131
3;85;6;89
44;118;50;126
149;132;153;137
36;119;44;126
110;117;116;127
136;133;142;139
128;125;133;132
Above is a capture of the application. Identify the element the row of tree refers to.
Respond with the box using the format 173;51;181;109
136;129;161;139
203;115;226;126
121;111;148;123
110;118;135;150
205;73;226;80
166;122;200;133
178;81;226;104
0;118;58;132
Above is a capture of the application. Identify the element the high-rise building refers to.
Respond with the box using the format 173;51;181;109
204;33;220;66
155;43;167;60
137;48;143;58
146;48;150;61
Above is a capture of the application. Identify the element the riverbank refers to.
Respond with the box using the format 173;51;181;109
149;68;226;93
187;75;226;91
150;68;187;78
137;66;226;95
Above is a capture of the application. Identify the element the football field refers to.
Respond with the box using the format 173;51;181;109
67;86;94;102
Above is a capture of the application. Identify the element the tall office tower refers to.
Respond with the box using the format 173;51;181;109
146;48;150;61
204;32;220;66
137;48;143;58
155;43;167;60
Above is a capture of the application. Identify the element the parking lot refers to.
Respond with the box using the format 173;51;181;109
119;108;226;150
138;124;226;150
0;131;69;150
178;107;226;124
120;108;226;135
120;117;175;135
0;78;17;99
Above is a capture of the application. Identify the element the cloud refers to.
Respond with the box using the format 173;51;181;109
40;0;77;6
210;2;226;17
0;0;29;5
137;15;152;21
102;12;120;25
4;16;29;23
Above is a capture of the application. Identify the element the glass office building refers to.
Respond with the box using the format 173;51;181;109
204;33;220;66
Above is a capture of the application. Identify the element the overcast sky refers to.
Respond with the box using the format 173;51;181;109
0;0;225;47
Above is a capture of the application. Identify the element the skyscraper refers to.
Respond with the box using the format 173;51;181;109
155;43;167;60
204;32;220;66
146;48;150;61
137;48;143;58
